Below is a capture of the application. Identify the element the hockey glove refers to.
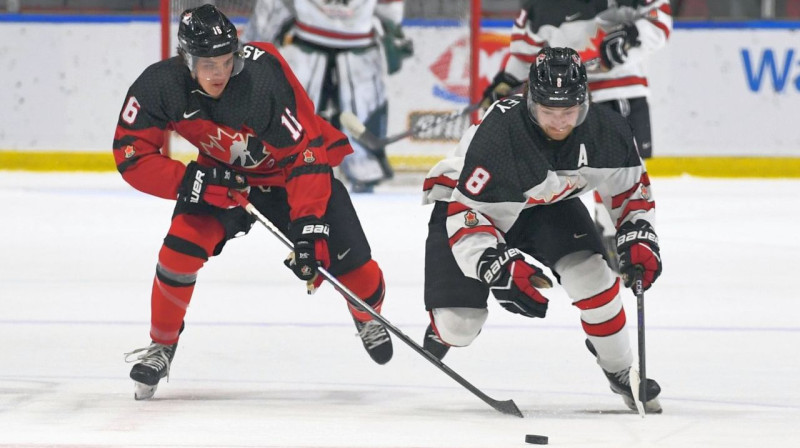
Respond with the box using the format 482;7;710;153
616;220;662;290
480;71;523;109
381;20;414;75
285;216;330;293
599;24;640;69
177;161;248;209
477;244;553;318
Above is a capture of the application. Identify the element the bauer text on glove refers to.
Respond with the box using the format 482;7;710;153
177;161;248;209
616;220;662;290
477;244;553;318
284;216;330;284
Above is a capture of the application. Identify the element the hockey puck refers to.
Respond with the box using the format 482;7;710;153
525;434;549;445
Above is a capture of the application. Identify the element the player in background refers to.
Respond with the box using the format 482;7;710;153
243;0;413;193
115;4;393;400
481;0;672;269
422;47;663;413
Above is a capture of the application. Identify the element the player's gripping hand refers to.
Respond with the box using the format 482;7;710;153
177;161;248;209
616;220;662;290
477;244;553;318
284;216;330;291
480;72;522;109
599;24;640;69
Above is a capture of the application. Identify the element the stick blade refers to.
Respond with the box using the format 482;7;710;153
492;399;524;418
628;368;646;418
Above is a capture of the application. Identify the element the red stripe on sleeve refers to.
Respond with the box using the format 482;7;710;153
617;199;656;226
423;175;458;192
588;76;648;91
448;225;500;247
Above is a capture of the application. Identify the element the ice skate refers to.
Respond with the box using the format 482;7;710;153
125;341;178;400
586;339;662;413
422;324;450;360
353;317;393;365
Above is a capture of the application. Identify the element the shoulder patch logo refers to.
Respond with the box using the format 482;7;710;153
464;210;479;227
123;145;136;159
302;149;316;164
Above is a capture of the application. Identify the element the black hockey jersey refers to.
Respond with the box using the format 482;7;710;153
506;0;672;102
112;42;351;221
422;95;655;280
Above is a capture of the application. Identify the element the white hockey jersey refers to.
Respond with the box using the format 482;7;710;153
504;0;672;102
244;0;404;49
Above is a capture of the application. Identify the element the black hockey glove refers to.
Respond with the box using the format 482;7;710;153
477;244;553;318
177;161;248;210
284;216;330;292
480;71;523;109
600;24;640;69
616;220;662;290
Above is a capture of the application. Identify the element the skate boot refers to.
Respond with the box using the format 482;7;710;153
125;341;178;400
353;317;393;365
422;324;450;360
586;339;662;413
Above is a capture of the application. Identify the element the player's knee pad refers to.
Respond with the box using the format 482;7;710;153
157;214;225;284
338;260;385;320
430;307;488;347
555;251;616;300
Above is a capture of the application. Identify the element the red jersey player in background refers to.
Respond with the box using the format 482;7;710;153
114;4;392;400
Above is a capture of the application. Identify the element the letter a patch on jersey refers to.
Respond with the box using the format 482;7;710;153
577;143;589;167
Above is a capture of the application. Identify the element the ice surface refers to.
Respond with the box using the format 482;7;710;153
1;172;799;447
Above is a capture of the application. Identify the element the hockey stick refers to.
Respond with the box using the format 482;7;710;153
633;271;647;417
339;101;483;153
341;85;528;153
229;190;524;418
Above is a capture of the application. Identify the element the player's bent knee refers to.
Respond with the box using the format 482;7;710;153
555;251;616;299
431;307;488;347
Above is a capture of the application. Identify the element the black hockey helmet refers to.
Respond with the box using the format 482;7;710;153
526;47;589;127
177;4;244;76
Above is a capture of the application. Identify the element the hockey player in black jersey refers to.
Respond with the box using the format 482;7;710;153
421;47;663;413
482;0;672;271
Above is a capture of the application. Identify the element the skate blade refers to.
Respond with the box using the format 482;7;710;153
134;381;158;400
621;394;662;414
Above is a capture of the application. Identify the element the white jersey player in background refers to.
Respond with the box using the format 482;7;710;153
244;0;412;193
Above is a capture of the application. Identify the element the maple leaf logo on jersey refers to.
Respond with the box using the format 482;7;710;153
528;176;579;204
302;149;316;164
464;210;479;227
640;185;651;200
198;127;270;168
123;145;136;159
578;29;606;68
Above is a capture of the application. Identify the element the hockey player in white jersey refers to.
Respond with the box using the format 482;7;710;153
244;0;412;193
481;0;672;268
422;47;663;413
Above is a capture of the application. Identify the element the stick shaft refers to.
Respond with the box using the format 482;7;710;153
634;276;647;405
229;191;524;417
